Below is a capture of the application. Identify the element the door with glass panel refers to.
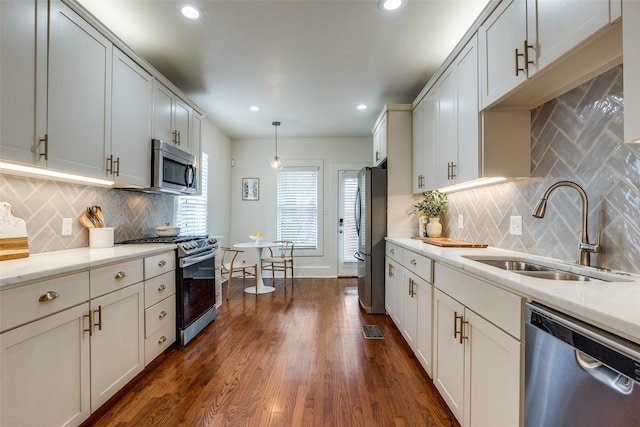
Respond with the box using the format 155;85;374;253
338;170;359;276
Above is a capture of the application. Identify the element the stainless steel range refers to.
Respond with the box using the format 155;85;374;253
121;235;218;347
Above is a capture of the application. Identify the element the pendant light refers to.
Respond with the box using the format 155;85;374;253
270;121;282;169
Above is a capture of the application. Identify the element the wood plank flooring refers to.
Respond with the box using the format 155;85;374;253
84;278;459;427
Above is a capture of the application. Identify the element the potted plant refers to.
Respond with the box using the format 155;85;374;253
411;190;448;237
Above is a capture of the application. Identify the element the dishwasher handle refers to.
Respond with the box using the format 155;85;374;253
575;350;635;395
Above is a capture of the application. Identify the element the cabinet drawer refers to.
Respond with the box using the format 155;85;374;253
402;249;432;282
386;242;402;262
145;294;176;338
90;259;143;298
144;271;176;309
144;319;176;366
434;263;523;339
145;251;176;279
1;272;90;332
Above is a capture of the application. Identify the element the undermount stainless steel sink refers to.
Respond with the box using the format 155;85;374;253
463;256;608;282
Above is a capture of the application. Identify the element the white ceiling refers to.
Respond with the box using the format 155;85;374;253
78;0;490;139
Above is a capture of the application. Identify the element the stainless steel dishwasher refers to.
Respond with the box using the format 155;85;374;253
525;303;640;427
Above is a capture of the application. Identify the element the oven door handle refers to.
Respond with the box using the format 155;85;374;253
180;250;216;268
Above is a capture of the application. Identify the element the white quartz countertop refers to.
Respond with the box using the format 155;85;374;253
0;244;177;289
387;237;640;344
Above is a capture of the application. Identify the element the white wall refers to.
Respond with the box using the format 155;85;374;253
202;118;232;244
230;137;370;277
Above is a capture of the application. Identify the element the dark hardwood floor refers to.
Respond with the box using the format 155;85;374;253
85;278;459;426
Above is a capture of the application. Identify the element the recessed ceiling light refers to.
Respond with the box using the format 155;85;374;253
357;104;368;110
250;106;260;111
181;5;201;19
379;0;402;11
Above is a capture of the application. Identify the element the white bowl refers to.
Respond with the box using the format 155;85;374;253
249;235;266;243
156;226;180;237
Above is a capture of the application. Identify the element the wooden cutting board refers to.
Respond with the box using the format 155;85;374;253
412;236;488;248
0;202;29;261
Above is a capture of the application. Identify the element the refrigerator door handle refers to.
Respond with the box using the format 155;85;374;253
354;250;365;262
354;187;361;236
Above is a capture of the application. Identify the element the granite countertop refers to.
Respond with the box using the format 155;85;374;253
387;237;640;345
0;244;177;289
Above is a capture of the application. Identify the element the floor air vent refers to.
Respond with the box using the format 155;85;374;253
362;325;384;339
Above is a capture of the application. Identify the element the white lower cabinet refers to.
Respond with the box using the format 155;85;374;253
89;282;145;412
0;252;174;426
385;256;401;327
0;302;91;427
433;263;523;427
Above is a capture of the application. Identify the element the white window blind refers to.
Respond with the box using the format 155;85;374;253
174;152;208;235
277;167;318;249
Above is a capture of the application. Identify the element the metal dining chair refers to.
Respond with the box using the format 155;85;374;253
220;247;258;299
260;240;294;289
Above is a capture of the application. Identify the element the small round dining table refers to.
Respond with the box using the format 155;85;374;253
233;241;279;294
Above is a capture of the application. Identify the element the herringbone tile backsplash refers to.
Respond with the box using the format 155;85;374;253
445;65;639;273
0;174;173;253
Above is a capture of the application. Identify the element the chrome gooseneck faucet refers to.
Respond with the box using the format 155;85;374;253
532;180;601;266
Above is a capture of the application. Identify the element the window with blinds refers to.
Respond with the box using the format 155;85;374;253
174;152;208;236
277;166;319;249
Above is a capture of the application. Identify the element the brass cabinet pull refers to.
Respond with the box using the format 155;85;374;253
114;157;120;177
106;154;113;174
115;271;126;279
447;162;457;180
410;259;417;266
453;312;468;344
524;40;535;73
177;131;181;145
159;310;167;319
515;47;525;76
158;283;167;291
158;260;167;267
93;305;102;331
408;279;416;297
375;150;380;161
39;134;48;160
460;319;469;344
158;336;167;344
390;248;395;255
38;291;59;302
83;311;92;337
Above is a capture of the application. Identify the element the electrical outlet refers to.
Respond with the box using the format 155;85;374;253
62;218;73;236
458;214;464;229
510;216;522;235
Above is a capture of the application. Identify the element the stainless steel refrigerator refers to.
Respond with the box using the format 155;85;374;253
354;166;387;314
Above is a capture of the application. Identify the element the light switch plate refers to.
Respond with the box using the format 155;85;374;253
458;214;464;229
510;216;522;235
62;218;73;236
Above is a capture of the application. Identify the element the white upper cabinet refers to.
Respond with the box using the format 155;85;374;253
153;79;193;152
411;99;425;192
435;66;457;187
111;48;153;186
526;0;610;75
412;91;438;192
372;112;388;166
624;0;640;142
0;0;48;166
47;0;112;177
478;0;528;109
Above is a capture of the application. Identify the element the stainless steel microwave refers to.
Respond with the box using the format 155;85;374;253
151;139;198;195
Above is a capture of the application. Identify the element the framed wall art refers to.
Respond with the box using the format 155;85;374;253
242;177;260;201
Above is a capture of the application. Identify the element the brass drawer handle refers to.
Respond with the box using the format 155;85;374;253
115;271;126;279
94;305;102;331
159;310;167;319
158;336;167;344
38;291;59;302
158;260;167;267
411;259;417;266
158;284;167;291
83;311;92;336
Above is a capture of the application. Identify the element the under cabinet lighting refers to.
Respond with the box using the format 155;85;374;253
438;177;506;193
0;161;115;187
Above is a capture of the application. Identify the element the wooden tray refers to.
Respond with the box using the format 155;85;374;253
412;236;488;248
